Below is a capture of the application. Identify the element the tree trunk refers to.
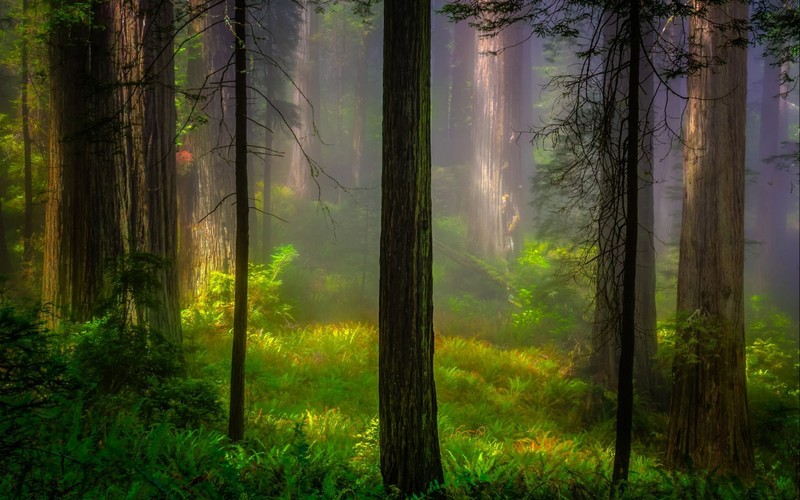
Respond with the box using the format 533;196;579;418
448;20;474;167
379;0;444;495
591;19;661;405
0;165;10;275
43;1;96;323
287;5;318;198
666;0;754;477
183;0;237;296
139;0;181;343
468;24;523;259
612;0;640;487
228;0;248;442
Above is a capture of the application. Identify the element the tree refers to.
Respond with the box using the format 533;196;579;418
287;4;320;198
590;22;662;406
43;0;181;343
468;21;524;259
43;0;102;323
666;0;754;476
179;0;237;298
138;0;181;343
379;0;444;494
228;0;248;442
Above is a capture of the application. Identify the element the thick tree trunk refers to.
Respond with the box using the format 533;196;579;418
379;0;444;495
139;0;181;343
182;0;237;296
43;2;96;323
666;0;754;477
468;24;523;259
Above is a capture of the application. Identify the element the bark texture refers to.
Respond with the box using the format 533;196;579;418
180;0;237;297
666;0;754;476
379;0;444;495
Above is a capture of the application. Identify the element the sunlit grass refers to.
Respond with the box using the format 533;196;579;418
184;320;774;497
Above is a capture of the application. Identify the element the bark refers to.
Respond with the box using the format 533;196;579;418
43;1;95;322
139;0;181;343
666;0;754;476
468;23;523;259
228;0;248;442
182;0;237;296
380;0;444;495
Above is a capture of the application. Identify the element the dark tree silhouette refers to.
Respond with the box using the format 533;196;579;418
379;0;444;495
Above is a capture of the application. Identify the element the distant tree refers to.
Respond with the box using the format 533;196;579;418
228;0;248;442
666;0;754;477
287;4;320;198
379;0;444;495
468;22;524;259
123;0;182;344
179;0;237;298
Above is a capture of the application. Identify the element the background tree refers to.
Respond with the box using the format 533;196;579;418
468;21;524;259
179;0;237;298
379;0;444;494
666;0;754;476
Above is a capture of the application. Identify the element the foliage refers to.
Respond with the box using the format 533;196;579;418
2;310;798;497
185;244;298;331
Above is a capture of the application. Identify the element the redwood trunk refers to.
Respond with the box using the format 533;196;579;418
666;0;753;476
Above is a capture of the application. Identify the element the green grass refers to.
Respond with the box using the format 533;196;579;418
177;321;798;499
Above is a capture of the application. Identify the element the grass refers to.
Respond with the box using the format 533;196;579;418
179;320;798;498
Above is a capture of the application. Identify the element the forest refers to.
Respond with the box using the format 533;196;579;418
0;0;798;497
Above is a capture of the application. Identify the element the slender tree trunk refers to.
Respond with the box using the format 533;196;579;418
666;0;754;477
612;0;640;488
0;204;8;275
591;17;661;406
228;0;248;442
380;0;444;495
